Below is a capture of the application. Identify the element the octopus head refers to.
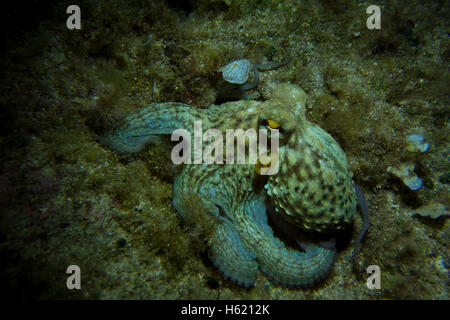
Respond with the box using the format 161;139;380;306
260;84;357;233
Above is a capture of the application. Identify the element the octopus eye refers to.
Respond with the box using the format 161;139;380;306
266;119;281;129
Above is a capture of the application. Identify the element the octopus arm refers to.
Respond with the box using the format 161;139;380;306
209;221;258;288
99;102;205;153
172;166;258;287
239;195;336;287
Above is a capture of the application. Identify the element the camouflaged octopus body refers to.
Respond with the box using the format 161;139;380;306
264;85;357;233
103;83;356;287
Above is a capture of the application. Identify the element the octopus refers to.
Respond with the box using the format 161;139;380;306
102;83;367;287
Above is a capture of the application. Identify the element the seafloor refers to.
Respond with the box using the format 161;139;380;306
0;0;448;299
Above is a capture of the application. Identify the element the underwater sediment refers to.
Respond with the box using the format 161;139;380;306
0;0;448;299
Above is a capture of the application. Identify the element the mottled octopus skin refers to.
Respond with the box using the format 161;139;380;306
102;83;356;287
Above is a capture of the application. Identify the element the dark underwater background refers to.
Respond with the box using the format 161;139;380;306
0;0;448;299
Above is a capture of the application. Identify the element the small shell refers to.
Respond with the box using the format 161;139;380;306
387;162;423;190
220;59;251;84
406;134;430;152
404;174;423;190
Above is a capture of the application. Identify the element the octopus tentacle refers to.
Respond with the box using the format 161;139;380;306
173;165;259;287
210;221;258;287
100;102;208;153
238;194;336;287
352;183;370;270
